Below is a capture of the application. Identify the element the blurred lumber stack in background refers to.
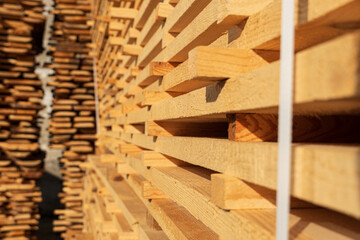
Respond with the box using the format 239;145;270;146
46;0;96;237
83;0;360;239
0;0;45;239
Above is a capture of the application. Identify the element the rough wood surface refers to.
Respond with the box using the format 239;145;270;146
0;0;45;238
228;114;360;143
48;0;96;236
89;0;360;239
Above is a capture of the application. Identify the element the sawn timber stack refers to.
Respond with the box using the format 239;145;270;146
47;0;96;237
82;0;360;239
0;0;45;239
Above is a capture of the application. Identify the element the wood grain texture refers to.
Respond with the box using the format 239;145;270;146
150;166;360;239
104;132;360;219
146;120;228;138
229;0;360;53
91;0;360;239
150;31;360;121
228;114;360;143
110;7;138;19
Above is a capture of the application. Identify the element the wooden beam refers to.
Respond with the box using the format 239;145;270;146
136;62;178;87
119;144;143;154
117;163;137;174
188;46;269;79
106;132;360;218
164;0;271;62
150;31;360;121
146;120;228;138
141;91;181;106
228;114;360;142
122;45;143;56
110;7;138;19
141;181;167;199
141;151;185;167
211;174;277;209
159;46;269;92
133;0;159;29
109;37;124;46
150;166;360;239
155;2;173;21
230;0;360;54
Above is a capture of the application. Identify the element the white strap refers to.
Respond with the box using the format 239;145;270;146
92;49;100;135
276;0;295;239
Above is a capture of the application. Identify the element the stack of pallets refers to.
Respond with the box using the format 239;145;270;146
85;0;360;239
0;0;45;239
46;0;96;237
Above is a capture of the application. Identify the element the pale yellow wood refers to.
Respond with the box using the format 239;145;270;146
109;22;124;31
133;0;159;29
155;2;173;21
109;37;124;46
123;44;143;56
151;31;360;121
137;7;162;47
150;166;360;239
117;163;138;174
118;159;219;240
102;131;360;219
163;0;270;62
137;25;163;67
229;0;360;53
157;46;269;92
141;91;181;106
142;181;167;199
89;155;197;240
141;151;183;167
101;154;120;163
211;174;276;209
110;7;138;19
119;144;143;154
188;46;269;79
129;28;140;39
161;0;212;47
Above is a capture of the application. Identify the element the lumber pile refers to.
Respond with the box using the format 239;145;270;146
0;0;45;239
84;0;360;239
46;0;96;237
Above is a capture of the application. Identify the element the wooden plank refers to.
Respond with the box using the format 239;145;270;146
141;151;185;167
134;0;159;29
228;114;360;143
161;0;212;47
88;155;169;240
137;26;163;67
109;37;124;46
229;0;360;54
150;31;360;121
104;132;360;218
141;181;167;199
110;7;138;19
122;45;143;56
150;166;360;239
148;199;218;240
141;91;181;106
164;0;271;62
159;46;269;93
120;163;219;240
136;62;178;87
211;174;277;209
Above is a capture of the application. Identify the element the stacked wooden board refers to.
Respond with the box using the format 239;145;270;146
84;0;360;239
0;0;45;239
46;0;96;237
